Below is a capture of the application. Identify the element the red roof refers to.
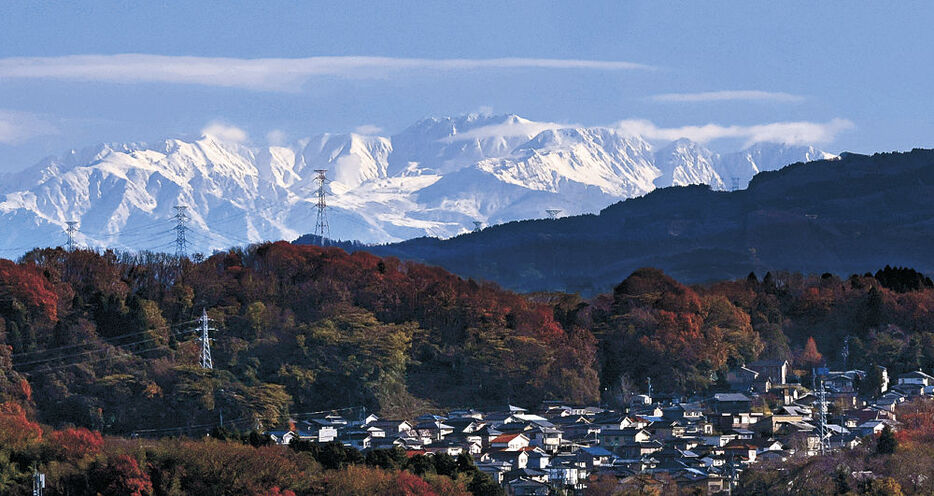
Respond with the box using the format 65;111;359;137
490;433;524;444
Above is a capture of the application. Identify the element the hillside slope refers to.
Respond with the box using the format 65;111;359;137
347;149;934;294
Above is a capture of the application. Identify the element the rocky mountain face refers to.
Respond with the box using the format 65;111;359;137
0;113;833;256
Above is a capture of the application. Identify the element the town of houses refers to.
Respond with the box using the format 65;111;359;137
266;362;934;495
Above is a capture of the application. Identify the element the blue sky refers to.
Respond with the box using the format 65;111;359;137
0;1;931;172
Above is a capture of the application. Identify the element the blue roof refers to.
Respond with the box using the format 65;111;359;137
580;446;615;457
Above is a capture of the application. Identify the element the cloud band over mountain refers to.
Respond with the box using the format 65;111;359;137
0;54;653;92
650;90;806;103
615;118;854;146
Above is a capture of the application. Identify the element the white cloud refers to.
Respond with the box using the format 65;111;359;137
201;121;248;143
0;110;57;145
266;129;288;146
650;90;805;103
0;54;653;92
353;124;383;135
475;105;495;116
614;118;854;146
440;117;572;143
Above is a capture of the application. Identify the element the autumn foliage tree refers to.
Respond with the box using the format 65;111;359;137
799;336;824;369
92;454;153;496
48;427;104;461
0;401;41;449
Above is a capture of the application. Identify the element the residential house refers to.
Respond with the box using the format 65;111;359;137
506;477;550;496
366;419;413;435
897;370;934;388
267;430;295;445
343;431;371;451
600;427;651;449
415;420;454;441
711;393;752;415
749;359;790;385
577;446;617;468
491;433;531;451
726;367;759;392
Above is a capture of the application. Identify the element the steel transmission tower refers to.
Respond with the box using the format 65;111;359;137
64;221;79;251
313;169;330;245
730;176;741;191
472;221;483;232
173;205;190;257
545;209;561;220
813;371;829;455
197;308;214;370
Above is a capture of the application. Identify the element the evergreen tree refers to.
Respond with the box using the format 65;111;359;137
877;425;897;454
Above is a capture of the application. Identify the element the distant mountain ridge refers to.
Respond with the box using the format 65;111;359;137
0;113;833;255
339;149;934;295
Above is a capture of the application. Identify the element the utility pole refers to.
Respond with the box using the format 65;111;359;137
313;169;330;245
65;220;79;251
198;308;214;370
32;471;44;496
173;205;190;258
842;335;851;370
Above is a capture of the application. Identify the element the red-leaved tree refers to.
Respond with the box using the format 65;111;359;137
94;454;153;496
48;427;104;461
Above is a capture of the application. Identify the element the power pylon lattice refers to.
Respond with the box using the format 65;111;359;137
313;169;330;245
472;221;483;232
64;221;79;251
545;209;561;220
197;308;214;370
173;205;190;257
813;370;829;455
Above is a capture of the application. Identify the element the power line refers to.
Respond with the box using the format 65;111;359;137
20;343;181;375
12;319;199;358
14;326;198;368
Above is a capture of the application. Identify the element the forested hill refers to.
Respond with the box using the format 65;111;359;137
327;148;934;295
3;244;934;438
0;244;598;434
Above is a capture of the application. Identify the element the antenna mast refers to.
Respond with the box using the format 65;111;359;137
198;308;214;370
65;221;79;251
313;170;330;245
173;205;190;258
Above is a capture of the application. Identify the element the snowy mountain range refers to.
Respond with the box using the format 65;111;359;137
0;113;836;256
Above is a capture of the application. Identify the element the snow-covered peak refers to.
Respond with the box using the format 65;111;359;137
717;142;839;189
654;139;724;190
0;113;836;256
388;113;556;176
